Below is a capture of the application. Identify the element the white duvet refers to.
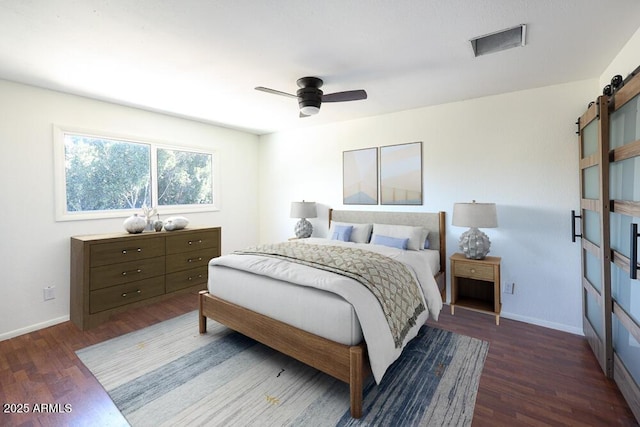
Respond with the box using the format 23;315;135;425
210;238;443;383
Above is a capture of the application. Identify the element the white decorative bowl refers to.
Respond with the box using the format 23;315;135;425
164;216;189;231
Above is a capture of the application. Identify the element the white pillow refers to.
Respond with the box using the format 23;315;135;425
329;222;373;243
371;223;426;251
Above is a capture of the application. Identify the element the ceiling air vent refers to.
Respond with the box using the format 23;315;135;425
470;24;526;57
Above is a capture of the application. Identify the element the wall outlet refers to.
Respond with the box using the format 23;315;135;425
43;286;55;301
504;282;515;294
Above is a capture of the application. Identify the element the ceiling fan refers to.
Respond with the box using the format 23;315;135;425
255;77;367;117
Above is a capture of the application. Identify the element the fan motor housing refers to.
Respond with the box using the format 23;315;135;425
297;87;323;111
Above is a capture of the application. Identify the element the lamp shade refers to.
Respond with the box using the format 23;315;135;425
290;201;317;219
452;202;498;228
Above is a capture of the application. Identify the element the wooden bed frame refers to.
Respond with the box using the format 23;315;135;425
199;209;446;418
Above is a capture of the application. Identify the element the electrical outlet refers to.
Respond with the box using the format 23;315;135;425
504;282;514;294
43;286;55;301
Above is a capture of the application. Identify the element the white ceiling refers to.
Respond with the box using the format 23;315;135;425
1;1;639;135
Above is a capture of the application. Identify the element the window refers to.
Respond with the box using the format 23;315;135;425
157;148;213;206
54;126;218;221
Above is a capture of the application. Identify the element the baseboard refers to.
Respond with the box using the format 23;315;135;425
0;315;70;342
1;311;584;342
501;311;583;336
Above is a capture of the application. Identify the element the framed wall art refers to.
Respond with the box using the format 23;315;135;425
380;141;422;205
343;147;378;205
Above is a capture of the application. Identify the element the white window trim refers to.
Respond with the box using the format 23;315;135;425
53;125;220;222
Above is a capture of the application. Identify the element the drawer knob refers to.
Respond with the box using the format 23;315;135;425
121;290;141;298
470;268;476;273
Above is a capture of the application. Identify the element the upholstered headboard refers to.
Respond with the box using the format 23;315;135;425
329;209;445;251
328;209;447;298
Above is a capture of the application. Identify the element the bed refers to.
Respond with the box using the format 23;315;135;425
198;209;446;418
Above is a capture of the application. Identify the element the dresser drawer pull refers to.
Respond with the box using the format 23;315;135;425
188;239;203;245
122;248;143;255
188;274;204;281
470;268;476;273
121;290;142;298
188;257;203;263
121;269;142;276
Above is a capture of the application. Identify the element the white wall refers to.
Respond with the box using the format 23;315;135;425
0;80;260;340
258;79;598;334
600;25;640;88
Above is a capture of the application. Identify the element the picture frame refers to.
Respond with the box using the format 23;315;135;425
380;141;423;205
343;147;378;205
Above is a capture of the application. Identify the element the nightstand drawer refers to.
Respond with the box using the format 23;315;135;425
454;261;494;281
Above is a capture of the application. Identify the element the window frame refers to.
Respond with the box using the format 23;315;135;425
53;125;220;221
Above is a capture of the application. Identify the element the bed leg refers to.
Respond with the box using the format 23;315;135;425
198;290;208;334
349;345;364;418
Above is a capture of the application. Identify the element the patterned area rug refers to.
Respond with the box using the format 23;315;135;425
76;311;488;426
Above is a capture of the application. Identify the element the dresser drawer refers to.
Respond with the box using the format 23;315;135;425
166;266;208;293
166;229;220;255
90;238;165;267
166;248;219;273
90;257;166;291
454;261;494;281
89;277;165;313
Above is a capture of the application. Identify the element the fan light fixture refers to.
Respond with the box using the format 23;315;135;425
255;76;367;118
300;105;320;116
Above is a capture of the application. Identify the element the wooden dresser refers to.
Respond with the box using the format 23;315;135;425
70;226;221;330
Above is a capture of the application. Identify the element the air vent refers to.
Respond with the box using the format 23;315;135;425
470;24;526;57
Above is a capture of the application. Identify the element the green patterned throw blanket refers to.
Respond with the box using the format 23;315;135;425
235;242;425;348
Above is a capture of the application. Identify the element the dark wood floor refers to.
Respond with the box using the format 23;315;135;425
0;291;637;427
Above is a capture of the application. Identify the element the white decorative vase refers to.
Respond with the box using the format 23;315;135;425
123;214;147;234
153;219;164;232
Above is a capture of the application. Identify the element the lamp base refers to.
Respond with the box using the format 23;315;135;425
459;227;491;259
294;218;313;238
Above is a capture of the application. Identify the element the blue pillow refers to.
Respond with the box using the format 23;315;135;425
372;234;409;250
331;225;353;242
424;237;430;249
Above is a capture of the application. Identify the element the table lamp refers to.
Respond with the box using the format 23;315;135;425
452;201;498;259
290;201;317;238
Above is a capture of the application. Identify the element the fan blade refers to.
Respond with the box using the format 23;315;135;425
255;86;297;98
322;89;367;103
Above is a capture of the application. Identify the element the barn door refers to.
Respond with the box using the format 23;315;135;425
609;71;640;421
575;95;612;376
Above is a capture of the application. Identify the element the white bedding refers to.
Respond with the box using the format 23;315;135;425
209;263;364;345
208;238;443;383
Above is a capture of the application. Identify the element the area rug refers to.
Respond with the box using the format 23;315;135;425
76;311;489;426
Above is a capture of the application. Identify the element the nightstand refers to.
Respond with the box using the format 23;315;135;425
450;253;502;325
